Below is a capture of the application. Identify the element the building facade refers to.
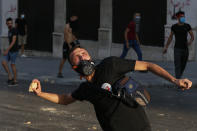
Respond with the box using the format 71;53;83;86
1;0;197;61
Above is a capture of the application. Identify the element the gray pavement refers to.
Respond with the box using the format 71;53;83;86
0;56;197;131
0;56;83;86
0;76;100;131
0;56;196;88
0;76;197;131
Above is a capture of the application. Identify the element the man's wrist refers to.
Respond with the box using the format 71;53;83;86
171;78;177;84
37;92;42;97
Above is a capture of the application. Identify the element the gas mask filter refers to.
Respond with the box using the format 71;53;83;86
73;60;95;76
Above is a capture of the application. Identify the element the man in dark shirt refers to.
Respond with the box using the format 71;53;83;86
2;18;19;86
15;13;27;57
57;15;80;78
31;24;192;131
120;13;142;60
163;11;194;79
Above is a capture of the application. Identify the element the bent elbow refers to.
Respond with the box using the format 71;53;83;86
58;101;69;105
146;62;155;71
58;94;75;105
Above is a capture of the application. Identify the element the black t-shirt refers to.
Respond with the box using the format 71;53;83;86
72;57;151;131
8;28;18;52
171;23;192;49
15;18;27;36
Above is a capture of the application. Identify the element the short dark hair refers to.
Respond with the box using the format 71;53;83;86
6;17;13;22
176;11;185;17
68;44;81;65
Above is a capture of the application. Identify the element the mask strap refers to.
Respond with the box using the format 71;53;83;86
72;65;78;69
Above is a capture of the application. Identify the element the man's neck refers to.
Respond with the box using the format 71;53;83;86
177;22;184;26
85;71;95;82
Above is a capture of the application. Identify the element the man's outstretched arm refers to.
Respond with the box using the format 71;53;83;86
134;61;192;89
32;79;76;105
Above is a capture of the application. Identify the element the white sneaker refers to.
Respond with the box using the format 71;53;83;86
21;54;27;57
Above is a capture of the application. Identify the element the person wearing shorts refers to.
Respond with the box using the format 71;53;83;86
15;13;27;57
57;15;80;78
2;18;19;86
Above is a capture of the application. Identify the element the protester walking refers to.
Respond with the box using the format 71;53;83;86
2;18;19;86
120;13;143;61
163;11;194;79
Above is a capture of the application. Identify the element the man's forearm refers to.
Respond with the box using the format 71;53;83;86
7;41;15;51
164;32;174;49
188;30;194;44
165;38;172;49
38;92;75;105
7;36;16;51
134;61;192;88
147;62;176;83
38;92;61;104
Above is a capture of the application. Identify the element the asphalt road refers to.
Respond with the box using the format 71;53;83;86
0;76;197;131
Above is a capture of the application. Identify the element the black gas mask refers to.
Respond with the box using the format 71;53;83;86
73;60;95;76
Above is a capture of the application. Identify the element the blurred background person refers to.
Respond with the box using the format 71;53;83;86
15;13;27;57
120;13;142;61
57;15;80;78
2;18;19;86
163;11;194;79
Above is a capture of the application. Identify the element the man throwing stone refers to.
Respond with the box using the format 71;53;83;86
31;24;192;131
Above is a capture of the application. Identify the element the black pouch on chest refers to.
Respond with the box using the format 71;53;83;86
113;77;151;107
